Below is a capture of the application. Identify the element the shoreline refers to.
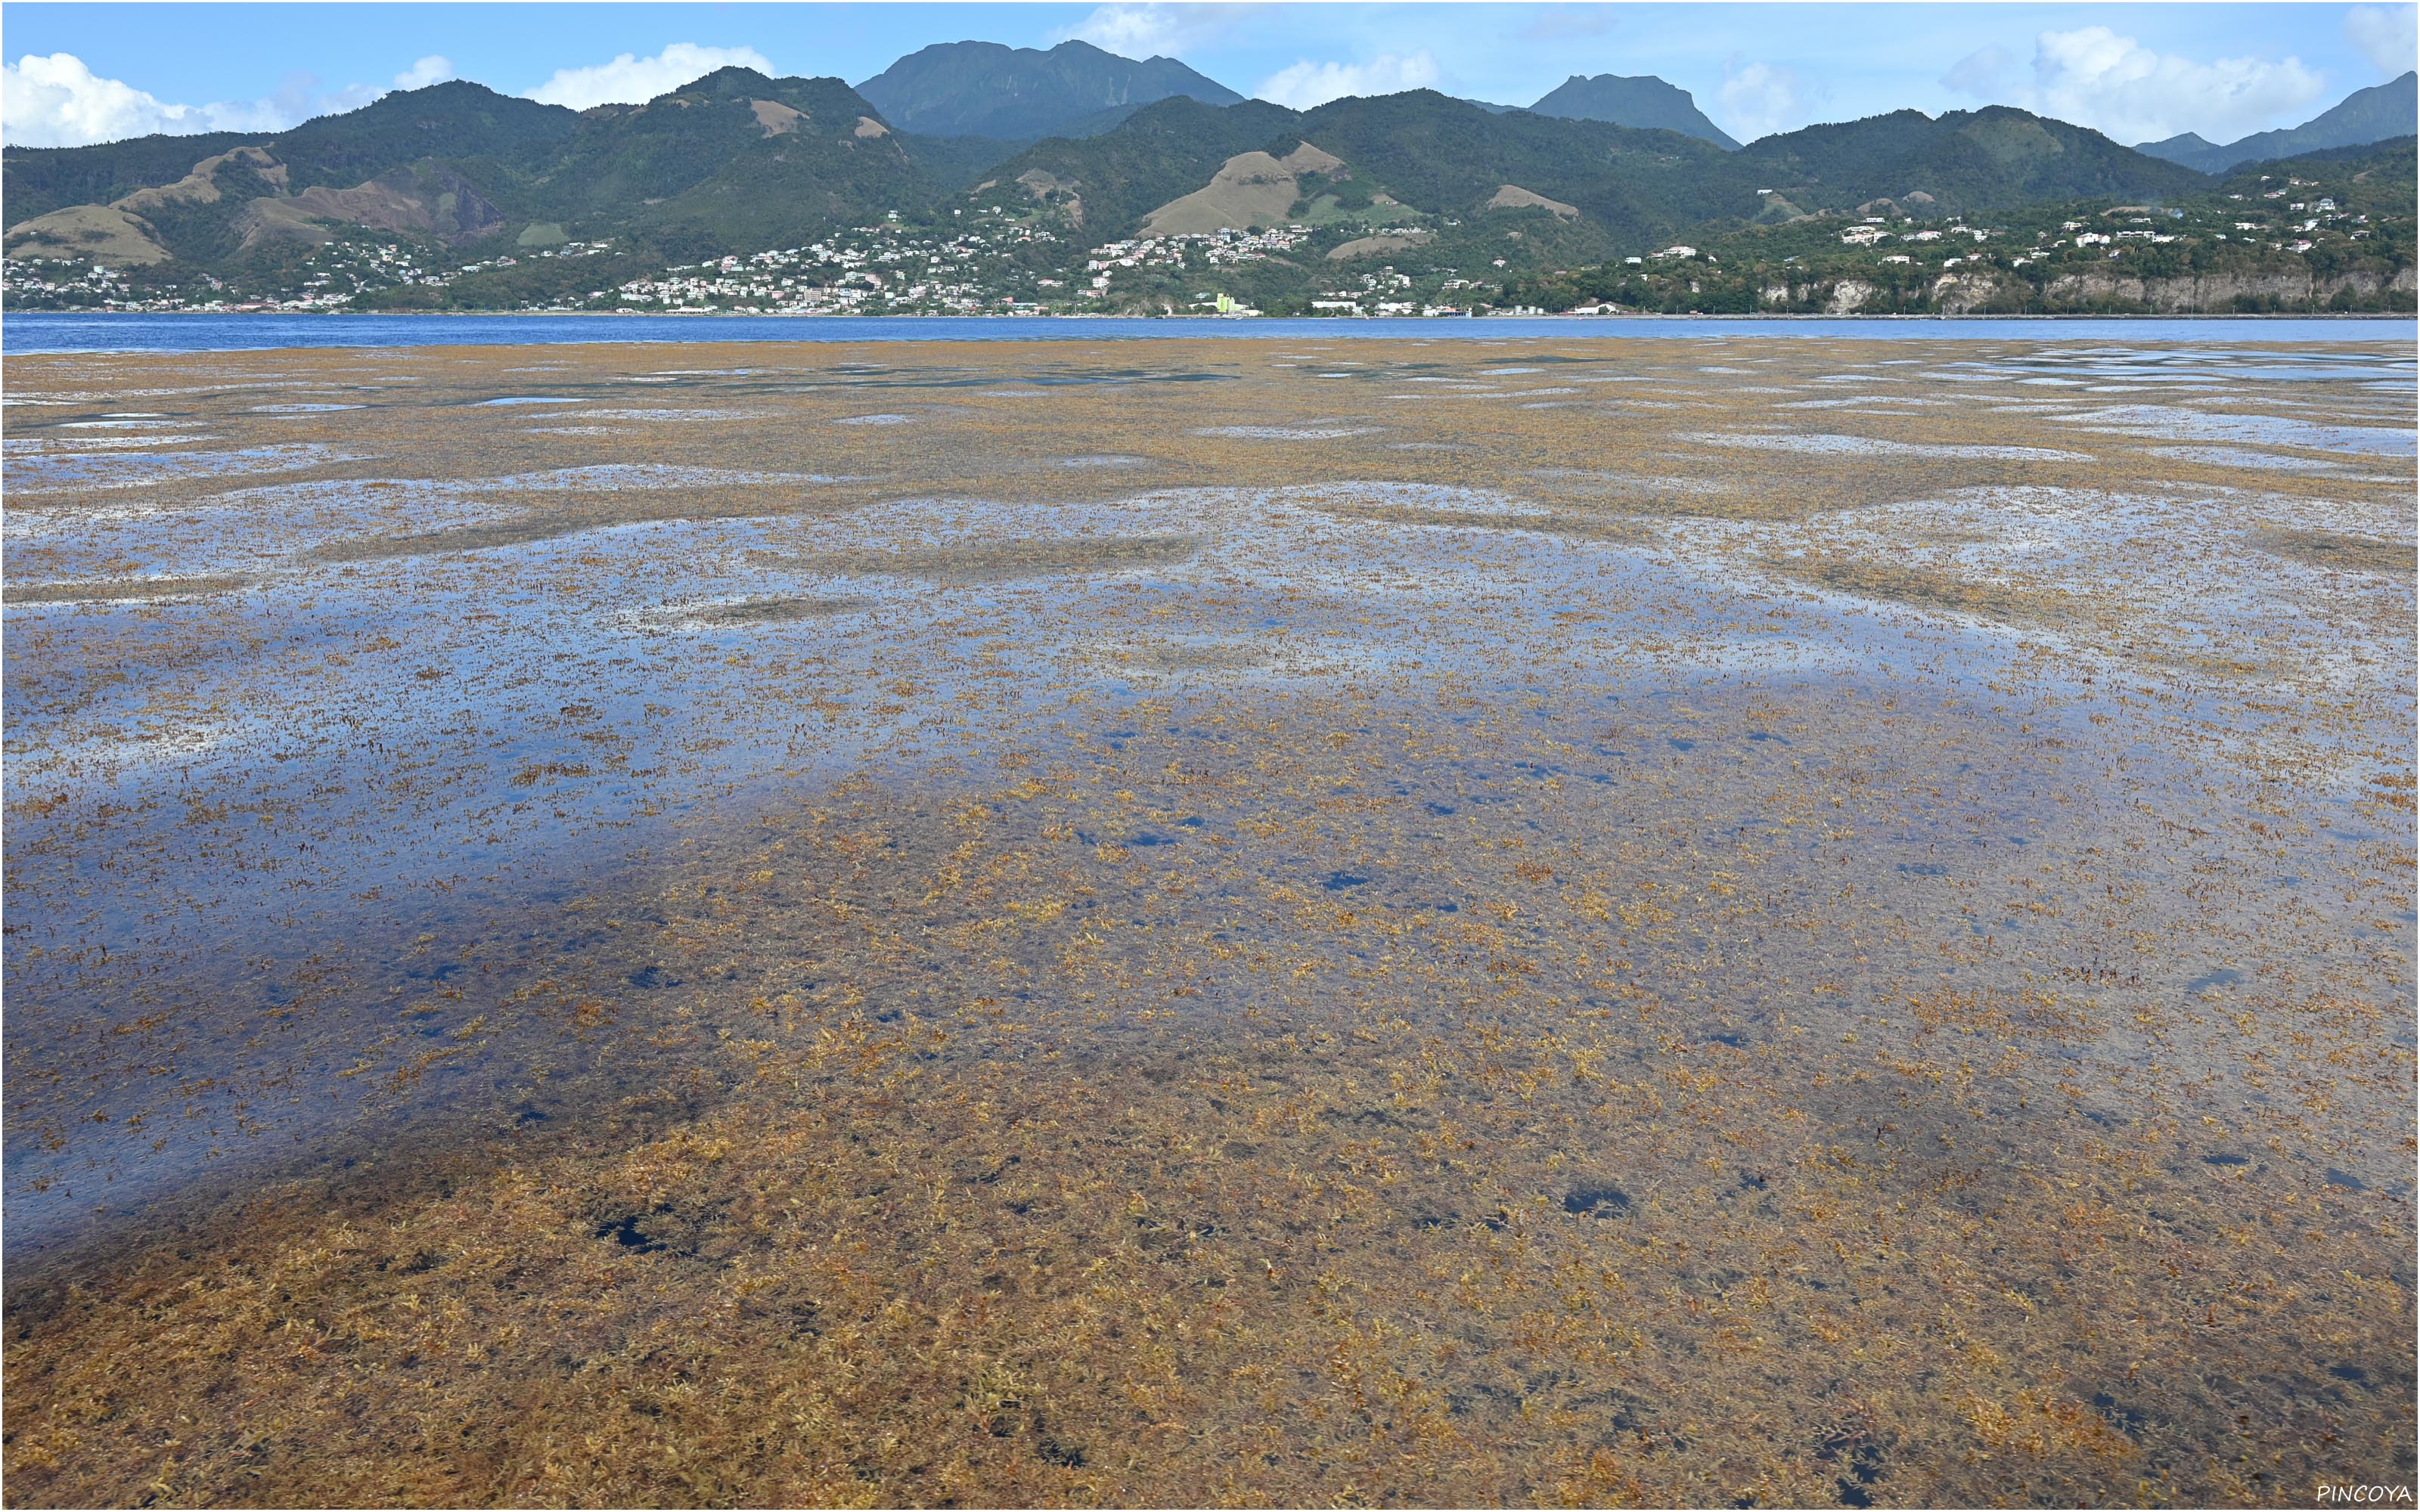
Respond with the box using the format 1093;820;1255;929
9;306;2416;321
7;308;2414;358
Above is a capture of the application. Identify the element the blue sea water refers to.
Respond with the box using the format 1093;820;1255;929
4;310;2413;354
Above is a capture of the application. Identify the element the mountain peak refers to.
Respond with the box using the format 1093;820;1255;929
857;38;1243;141
1528;73;1739;150
669;66;780;98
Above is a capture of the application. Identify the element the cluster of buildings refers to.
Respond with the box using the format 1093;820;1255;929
1;258;139;305
613;218;1065;314
1;237;638;313
302;237;620;295
1306;265;1472;316
1080;225;1314;296
450;240;619;279
1840;221;1993;251
2232;180;2365;254
1816;203;2276;271
0;259;259;311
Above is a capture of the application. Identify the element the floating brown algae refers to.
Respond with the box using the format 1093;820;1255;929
2;333;2412;1509
768;534;1202;582
688;594;877;624
1306;499;1660;544
1756;553;2093;625
5;574;251;604
2253;527;2419;576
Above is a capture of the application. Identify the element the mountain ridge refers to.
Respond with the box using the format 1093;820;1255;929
5;76;2214;276
2139;70;2417;173
6;52;2393;319
990;91;2205;246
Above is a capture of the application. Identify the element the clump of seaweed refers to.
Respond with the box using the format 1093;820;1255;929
1309;500;1658;544
2253;527;2417;575
7;574;251;603
690;595;874;624
765;534;1201;582
1760;553;2093;624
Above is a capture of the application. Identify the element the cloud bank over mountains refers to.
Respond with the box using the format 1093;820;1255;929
0;40;772;149
525;43;777;110
1942;26;2327;144
2;52;455;148
1718;58;1825;141
1256;51;1442;110
1055;3;1257;60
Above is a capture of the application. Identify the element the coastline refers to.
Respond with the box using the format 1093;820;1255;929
10;305;2416;320
7;308;2415;357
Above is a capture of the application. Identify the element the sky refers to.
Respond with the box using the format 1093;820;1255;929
3;2;2414;151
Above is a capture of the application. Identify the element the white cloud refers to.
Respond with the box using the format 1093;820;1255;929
1255;51;1439;110
1944;26;2325;144
1940;44;2018;99
393;55;457;92
1717;59;1821;142
4;53;204;145
525;42;774;110
1057;4;1256;59
2344;5;2418;76
0;51;433;147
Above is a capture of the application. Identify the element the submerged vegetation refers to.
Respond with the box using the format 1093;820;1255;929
2;333;2413;1506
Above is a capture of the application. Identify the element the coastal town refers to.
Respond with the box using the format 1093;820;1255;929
0;202;1519;317
1;166;2404;318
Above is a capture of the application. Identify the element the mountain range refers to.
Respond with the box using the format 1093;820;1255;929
982;91;2203;246
2138;70;2415;175
845;42;1750;147
2;40;2409;299
4;70;932;270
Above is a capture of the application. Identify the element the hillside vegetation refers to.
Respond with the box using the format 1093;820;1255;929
1500;138;2417;315
3;67;2410;315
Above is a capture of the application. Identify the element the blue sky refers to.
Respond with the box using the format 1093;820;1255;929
4;2;2413;149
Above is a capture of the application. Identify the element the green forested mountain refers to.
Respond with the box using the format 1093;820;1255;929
990;92;2209;243
856;40;1243;141
2218;134;2418;215
511;68;930;256
1730;107;2206;213
261;79;582;191
4;129;259;225
2139;72;2418;174
978;98;1311;233
3;73;939;271
1499;135;2414;318
1528;74;1739;149
896;132;1027;189
985;91;1731;244
2;82;580;226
